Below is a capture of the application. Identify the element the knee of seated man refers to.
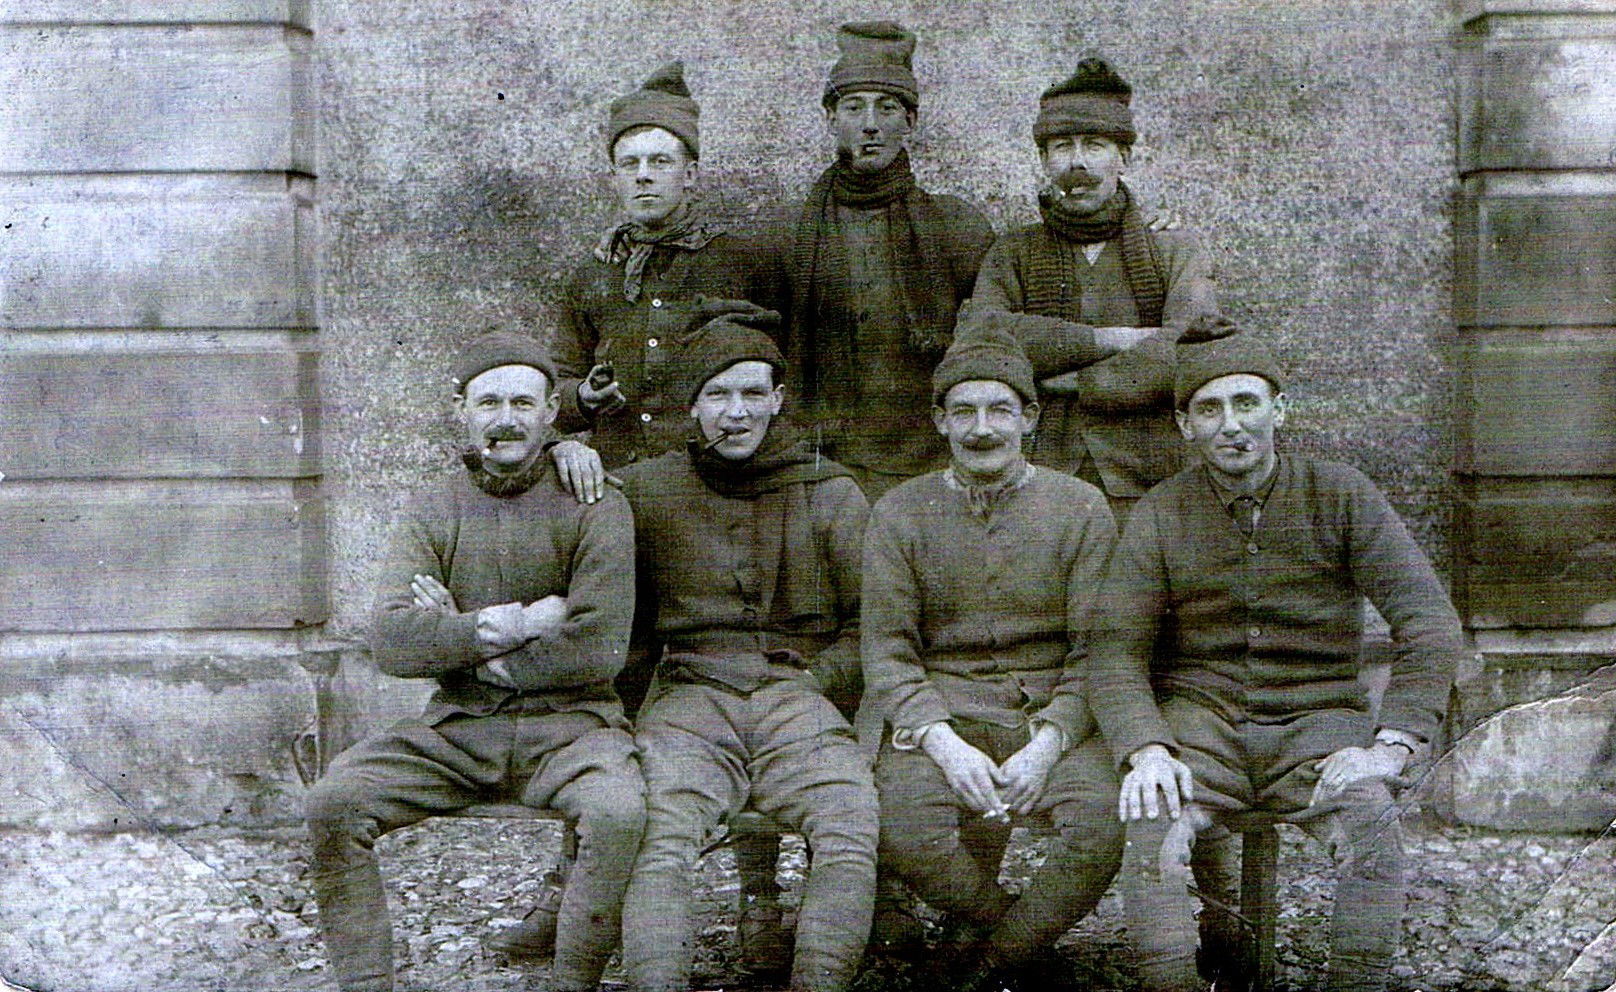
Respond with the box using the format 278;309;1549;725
304;777;378;847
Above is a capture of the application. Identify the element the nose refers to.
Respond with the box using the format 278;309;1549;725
1216;405;1240;435
969;410;994;436
635;161;654;182
722;394;749;419
859;106;880;134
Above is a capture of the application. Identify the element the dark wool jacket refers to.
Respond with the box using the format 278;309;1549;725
785;194;994;476
969;225;1216;497
861;467;1116;743
551;231;786;469
620;447;869;714
1087;456;1464;769
370;463;636;727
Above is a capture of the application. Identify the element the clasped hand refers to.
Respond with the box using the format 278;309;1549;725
922;723;1063;820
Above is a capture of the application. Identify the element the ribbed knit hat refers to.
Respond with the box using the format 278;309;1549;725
822;21;919;111
932;314;1037;406
606;61;700;159
1034;56;1137;147
673;301;786;406
452;331;557;395
1173;314;1285;410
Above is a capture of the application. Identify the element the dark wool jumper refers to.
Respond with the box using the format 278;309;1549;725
861;467;1116;742
619;445;868;708
1088;456;1464;770
370;463;637;726
551;231;785;468
969;224;1216;496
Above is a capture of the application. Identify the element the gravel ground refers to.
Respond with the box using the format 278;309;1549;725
3;814;1614;992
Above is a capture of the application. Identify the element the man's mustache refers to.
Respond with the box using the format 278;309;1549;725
1055;169;1101;194
484;426;527;442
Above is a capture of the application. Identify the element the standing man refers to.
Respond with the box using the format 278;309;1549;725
969;56;1217;516
1090;316;1464;992
618;312;878;992
862;322;1125;991
548;60;783;497
787;20;995;502
305;333;644;992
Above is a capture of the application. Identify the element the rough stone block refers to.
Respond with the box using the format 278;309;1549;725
1460;20;1616;171
0;174;315;330
0;479;327;630
0;1;308;25
1456;182;1616;327
0;350;321;479
1454;334;1616;475
1453;477;1616;628
0;24;312;173
0;638;318;829
1447;662;1616;831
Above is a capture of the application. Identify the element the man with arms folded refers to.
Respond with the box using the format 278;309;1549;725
1089;316;1464;992
617;311;877;992
861;319;1124;992
969;56;1216;516
305;333;643;992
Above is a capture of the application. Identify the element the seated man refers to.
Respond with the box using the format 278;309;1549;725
304;333;644;992
1089;316;1464;992
617;312;877;992
862;319;1124;990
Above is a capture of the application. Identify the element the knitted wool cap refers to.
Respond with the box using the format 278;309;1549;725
822;21;919;111
1173;314;1285;410
1034;56;1137;147
606;61;700;160
452;331;557;395
674;303;786;406
932;314;1037;407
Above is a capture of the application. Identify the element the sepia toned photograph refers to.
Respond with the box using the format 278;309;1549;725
2;1;1614;990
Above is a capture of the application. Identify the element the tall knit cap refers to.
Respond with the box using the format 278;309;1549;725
1173;314;1285;410
822;21;919;111
452;331;558;395
605;60;700;159
672;299;786;405
932;312;1037;406
1034;56;1137;147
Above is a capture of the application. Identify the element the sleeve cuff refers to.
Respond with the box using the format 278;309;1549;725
1375;727;1421;753
893;720;949;751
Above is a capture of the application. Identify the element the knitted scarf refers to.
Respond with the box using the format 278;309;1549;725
593;200;720;303
460;447;554;498
945;460;1035;522
688;422;850;625
789;149;959;413
1026;181;1166;327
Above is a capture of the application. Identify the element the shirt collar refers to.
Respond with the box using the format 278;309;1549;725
1205;455;1282;515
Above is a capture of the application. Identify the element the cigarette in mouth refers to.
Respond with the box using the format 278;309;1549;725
702;430;738;451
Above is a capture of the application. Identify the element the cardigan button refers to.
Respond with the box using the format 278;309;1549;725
647;337;659;348
651;298;663;308
1248;626;1262;639
1247;542;1259;554
640;412;653;423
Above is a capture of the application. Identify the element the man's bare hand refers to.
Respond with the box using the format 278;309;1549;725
921;724;1007;818
551;439;607;504
577;367;626;414
1310;743;1407;807
522;594;569;641
1094;325;1160;353
1143;208;1183;233
998;725;1063;814
1119;743;1195;822
475;602;527;656
411;573;456;613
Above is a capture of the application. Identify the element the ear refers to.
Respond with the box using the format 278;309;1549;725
1174;408;1195;441
1119;144;1133;169
1271;391;1288;430
541;385;560;427
682;158;700;190
767;383;785;416
1020;400;1040;434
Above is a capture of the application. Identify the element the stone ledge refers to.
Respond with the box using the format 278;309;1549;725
0;1;309;27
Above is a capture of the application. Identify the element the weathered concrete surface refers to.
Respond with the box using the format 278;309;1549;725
0;479;327;631
1454;333;1616;477
319;0;1458;640
0;350;320;479
1448;662;1616;831
1;174;316;330
0;635;321;830
0;0;309;24
0;24;313;174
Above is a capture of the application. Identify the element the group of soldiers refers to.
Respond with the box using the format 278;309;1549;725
303;22;1467;992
